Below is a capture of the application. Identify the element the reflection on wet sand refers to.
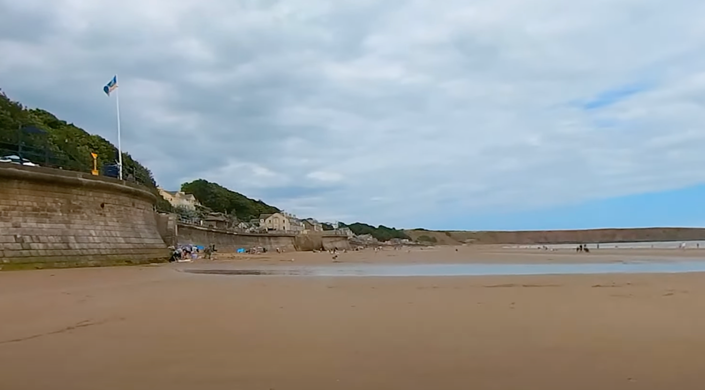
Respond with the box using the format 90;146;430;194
183;260;705;277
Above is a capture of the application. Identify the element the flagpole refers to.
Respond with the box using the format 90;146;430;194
115;74;123;180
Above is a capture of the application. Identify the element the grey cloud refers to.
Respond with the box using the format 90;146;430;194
256;184;343;202
2;0;705;226
0;7;57;43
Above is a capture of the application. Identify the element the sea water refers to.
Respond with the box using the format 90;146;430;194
504;240;705;250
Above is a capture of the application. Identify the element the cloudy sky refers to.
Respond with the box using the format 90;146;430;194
2;0;705;230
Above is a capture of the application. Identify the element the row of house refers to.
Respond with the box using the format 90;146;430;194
257;213;324;233
158;187;334;234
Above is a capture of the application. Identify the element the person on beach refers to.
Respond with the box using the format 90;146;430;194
169;247;179;262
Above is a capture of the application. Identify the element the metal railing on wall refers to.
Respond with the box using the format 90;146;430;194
0;126;153;188
0;141;89;171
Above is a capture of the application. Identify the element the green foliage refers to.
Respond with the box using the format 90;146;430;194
155;197;174;213
0;89;172;212
174;205;199;221
321;222;335;231
416;235;438;243
340;222;410;242
181;179;279;221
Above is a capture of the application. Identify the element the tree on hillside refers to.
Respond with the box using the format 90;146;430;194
0;89;172;212
180;179;279;222
174;205;200;222
321;222;335;231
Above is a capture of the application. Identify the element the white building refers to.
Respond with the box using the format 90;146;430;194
158;188;201;210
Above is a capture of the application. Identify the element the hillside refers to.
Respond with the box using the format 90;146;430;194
176;181;413;240
341;222;410;241
405;227;705;245
181;179;280;221
0;89;174;211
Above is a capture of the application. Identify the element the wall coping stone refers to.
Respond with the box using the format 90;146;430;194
0;165;156;203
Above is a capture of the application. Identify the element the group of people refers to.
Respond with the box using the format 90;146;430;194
169;244;217;262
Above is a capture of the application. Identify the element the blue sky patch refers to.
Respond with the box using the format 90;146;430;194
579;82;653;111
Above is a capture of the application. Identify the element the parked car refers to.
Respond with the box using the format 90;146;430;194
0;155;40;167
102;164;120;178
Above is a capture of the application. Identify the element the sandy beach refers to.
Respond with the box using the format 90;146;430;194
2;246;705;389
212;244;705;265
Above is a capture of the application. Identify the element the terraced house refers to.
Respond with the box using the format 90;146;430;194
303;218;323;232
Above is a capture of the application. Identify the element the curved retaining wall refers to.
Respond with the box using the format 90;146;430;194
295;233;351;251
0;165;169;268
321;235;351;251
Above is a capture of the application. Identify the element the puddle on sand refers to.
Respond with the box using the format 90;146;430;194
186;269;310;276
183;261;705;277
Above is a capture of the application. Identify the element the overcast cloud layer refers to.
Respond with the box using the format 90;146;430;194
1;0;705;227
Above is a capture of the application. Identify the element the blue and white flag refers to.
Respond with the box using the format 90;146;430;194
103;75;118;96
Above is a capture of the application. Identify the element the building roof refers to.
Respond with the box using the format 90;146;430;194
158;188;178;196
259;213;273;220
204;212;229;221
159;188;197;200
205;215;228;222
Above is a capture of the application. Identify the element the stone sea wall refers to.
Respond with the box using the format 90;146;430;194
323;236;352;251
177;224;351;252
294;233;351;251
0;165;169;268
0;164;350;269
177;224;298;252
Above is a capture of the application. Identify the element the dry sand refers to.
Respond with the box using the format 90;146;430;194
2;246;705;389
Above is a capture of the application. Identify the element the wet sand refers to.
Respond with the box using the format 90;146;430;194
213;244;705;265
2;246;705;389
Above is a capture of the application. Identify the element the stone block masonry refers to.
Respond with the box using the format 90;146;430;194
294;232;352;251
177;224;298;252
177;224;352;252
0;165;169;268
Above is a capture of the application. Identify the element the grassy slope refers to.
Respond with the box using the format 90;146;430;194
404;227;705;245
